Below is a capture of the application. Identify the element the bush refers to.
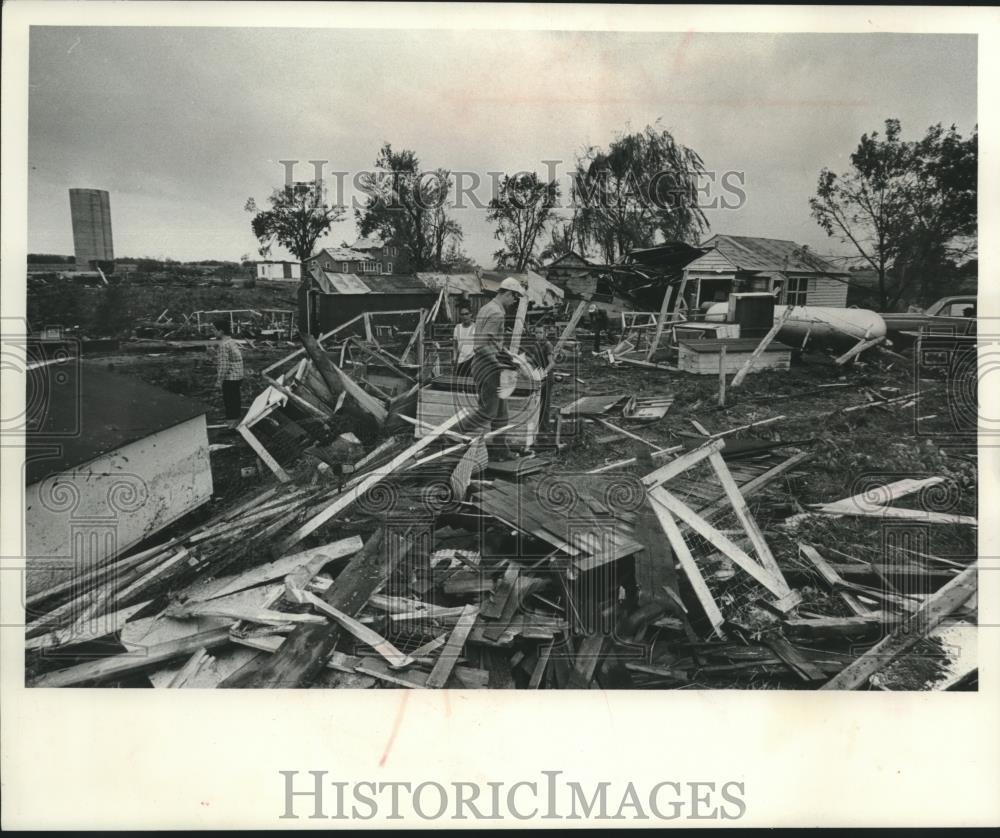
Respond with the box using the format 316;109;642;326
242;278;257;289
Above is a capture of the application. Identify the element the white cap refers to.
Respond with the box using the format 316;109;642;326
588;304;597;313
499;277;525;295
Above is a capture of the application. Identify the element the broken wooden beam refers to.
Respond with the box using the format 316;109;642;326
730;306;793;388
820;563;978;690
32;627;232;688
425;604;479;688
280;409;470;552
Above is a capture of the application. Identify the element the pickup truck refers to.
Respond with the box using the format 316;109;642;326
881;295;976;343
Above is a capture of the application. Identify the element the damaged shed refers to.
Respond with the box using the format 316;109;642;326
300;264;438;335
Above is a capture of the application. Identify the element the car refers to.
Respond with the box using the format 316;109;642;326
881;295;976;344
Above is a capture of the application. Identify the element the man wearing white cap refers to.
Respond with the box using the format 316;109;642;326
468;277;524;460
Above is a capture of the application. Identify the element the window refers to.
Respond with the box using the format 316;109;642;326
386;261;393;274
784;277;809;306
361;260;378;273
342;262;349;272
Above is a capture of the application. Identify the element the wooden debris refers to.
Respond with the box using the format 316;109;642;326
32;628;232;688
426;605;479;688
821;563;977;690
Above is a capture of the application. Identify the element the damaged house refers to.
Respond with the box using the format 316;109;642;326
679;234;851;312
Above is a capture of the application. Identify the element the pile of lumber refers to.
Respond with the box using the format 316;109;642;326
27;320;977;690
27;422;977;689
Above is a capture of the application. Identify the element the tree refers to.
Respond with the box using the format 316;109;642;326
441;239;478;273
429;204;464;271
572;122;709;264
810;119;977;309
245;181;345;262
487;173;559;271
538;217;588;264
355;144;463;271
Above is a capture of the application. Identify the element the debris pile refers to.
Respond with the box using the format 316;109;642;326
25;300;979;690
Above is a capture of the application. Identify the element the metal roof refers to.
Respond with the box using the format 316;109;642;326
700;234;848;275
310;266;433;296
416;272;482;296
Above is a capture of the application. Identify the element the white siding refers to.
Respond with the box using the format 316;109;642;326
25;415;213;595
808;277;849;307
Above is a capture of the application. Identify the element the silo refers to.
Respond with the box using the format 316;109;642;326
69;188;114;272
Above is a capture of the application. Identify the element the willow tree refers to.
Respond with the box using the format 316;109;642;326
572;123;709;264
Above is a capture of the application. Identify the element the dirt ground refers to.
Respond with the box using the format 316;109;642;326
98;336;977;570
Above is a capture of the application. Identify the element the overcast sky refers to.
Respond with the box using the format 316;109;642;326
28;27;976;265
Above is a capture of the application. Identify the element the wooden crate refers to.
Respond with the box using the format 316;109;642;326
677;338;791;376
416;378;541;448
674;322;741;341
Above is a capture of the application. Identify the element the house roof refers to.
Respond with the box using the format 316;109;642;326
26;363;208;485
350;236;385;251
416;272;483;296
307;246;370;263
622;241;707;272
308;265;434;296
699;234;848;275
543;251;592;269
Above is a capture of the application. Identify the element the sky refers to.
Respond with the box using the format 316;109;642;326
27;27;977;266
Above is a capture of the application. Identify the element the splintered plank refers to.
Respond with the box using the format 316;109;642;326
567;632;606;688
32;628;232;688
708;450;788;585
528;640;554;689
834;335;885;365
764;637;827;682
450;438;485;500
425;605;480;688
798;543;844;588
648;496;726;638
25;599;153;653
649;487;794;605
812;476;977;525
641;438;725;487
630;495;681;607
821;563;978;690
281;409;469;552
183;536;364;602
220;528;412;688
545;300;590;376
481;563;520;620
301;591;413;669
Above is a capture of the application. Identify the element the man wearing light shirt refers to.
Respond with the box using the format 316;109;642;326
466;277;524;460
453;303;476;377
